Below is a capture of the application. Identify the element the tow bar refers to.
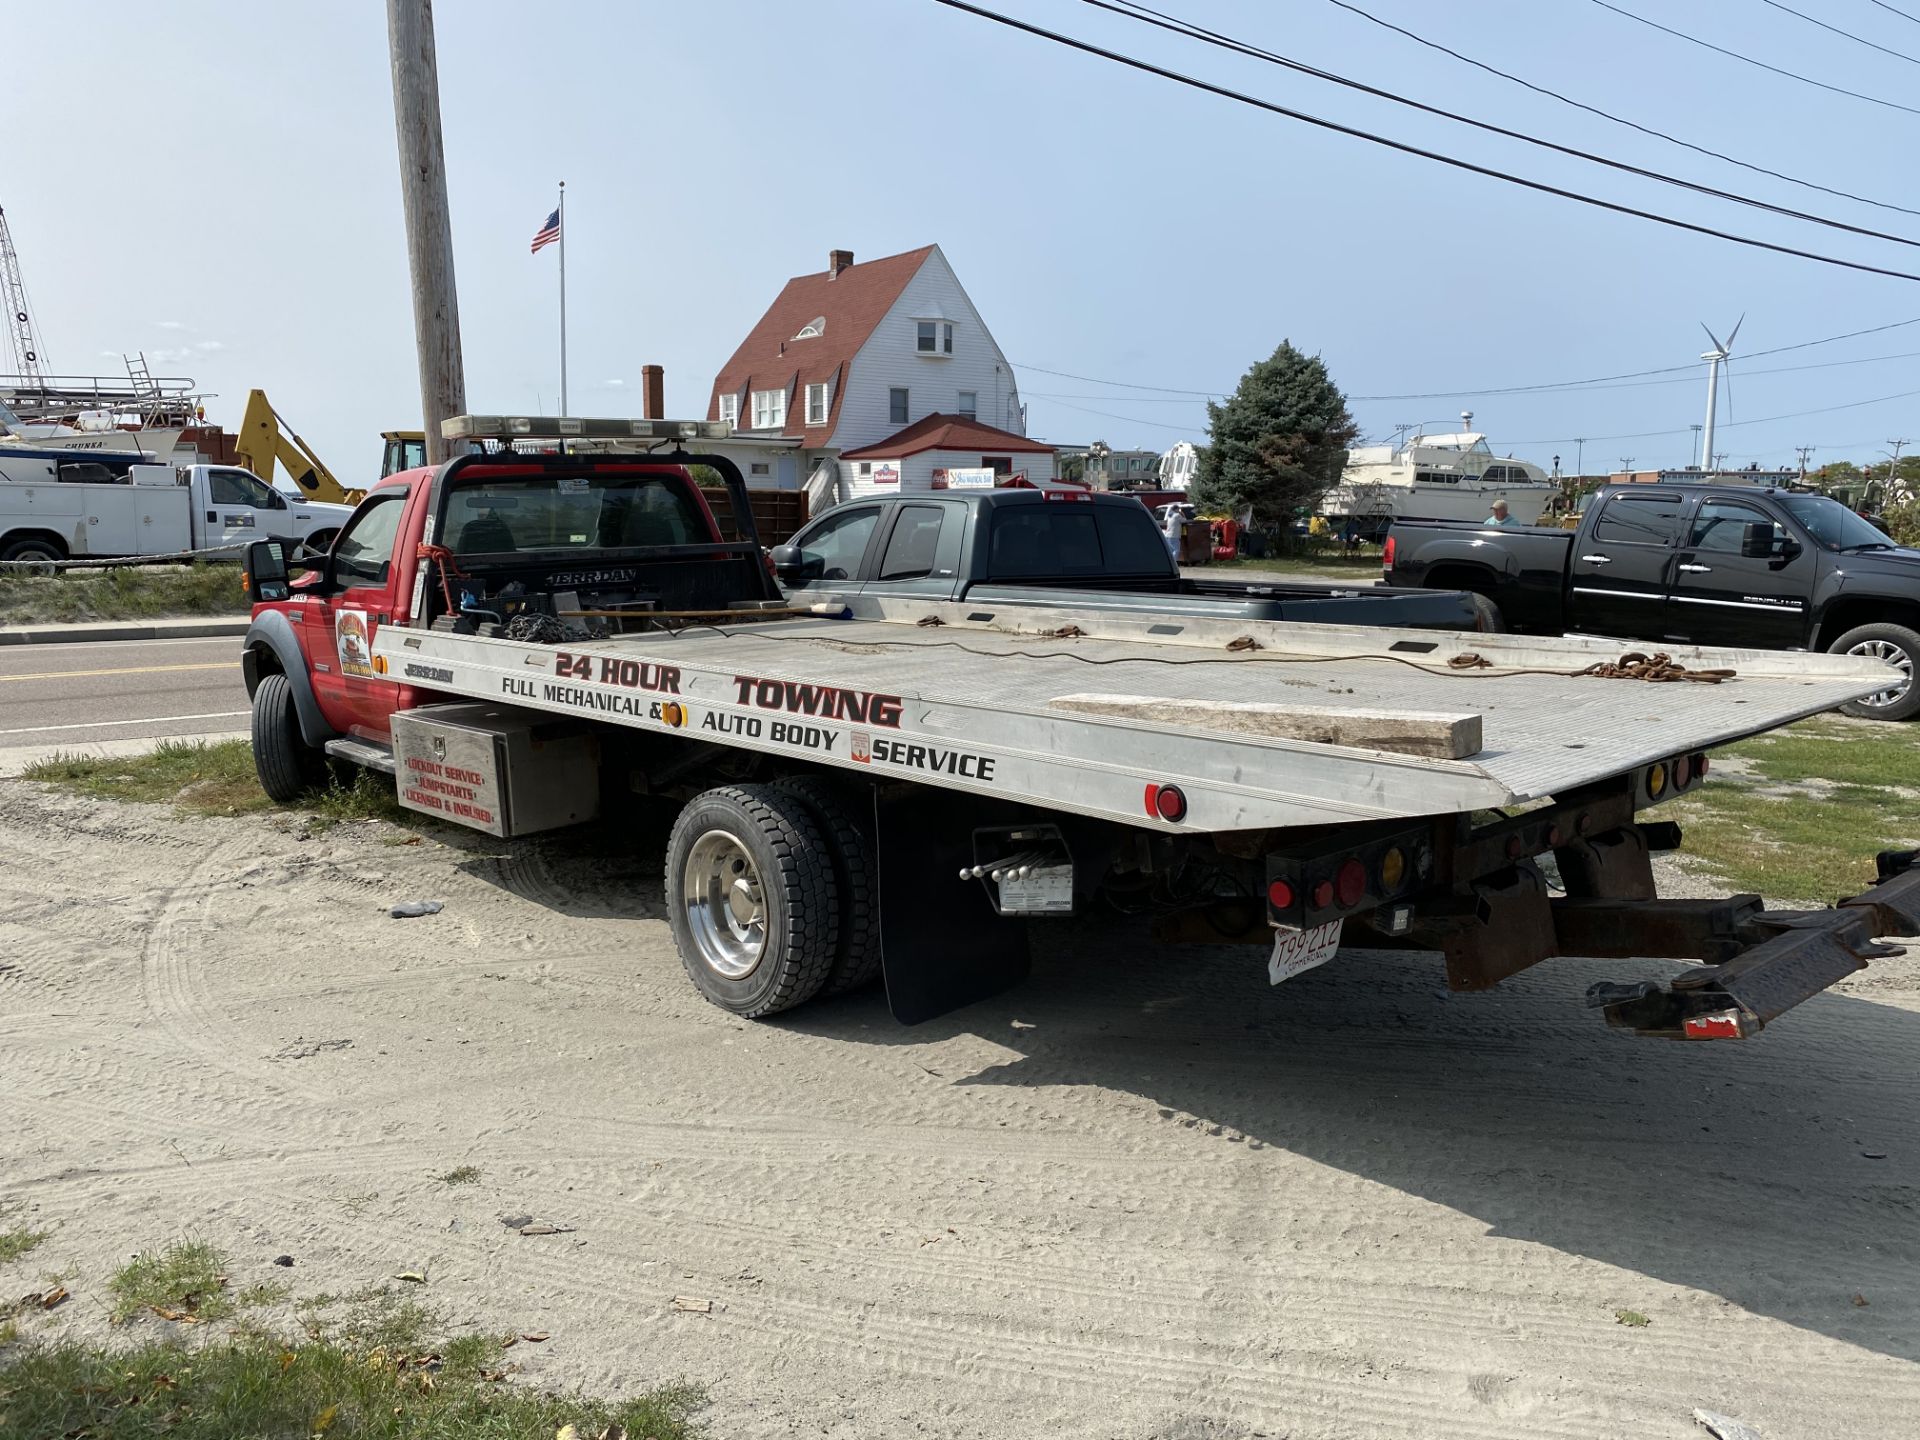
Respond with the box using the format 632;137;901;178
1584;849;1920;1038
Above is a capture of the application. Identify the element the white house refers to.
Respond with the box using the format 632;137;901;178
708;245;1036;501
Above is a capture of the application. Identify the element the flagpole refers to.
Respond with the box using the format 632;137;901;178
557;180;568;416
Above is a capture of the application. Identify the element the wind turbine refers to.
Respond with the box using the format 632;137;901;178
1699;316;1743;472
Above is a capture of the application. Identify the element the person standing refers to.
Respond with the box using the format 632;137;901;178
1484;500;1515;527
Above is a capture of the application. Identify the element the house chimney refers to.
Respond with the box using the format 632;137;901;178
828;249;854;278
641;364;664;420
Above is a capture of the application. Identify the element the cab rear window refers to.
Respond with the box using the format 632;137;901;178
444;473;708;555
987;502;1171;579
1592;493;1687;547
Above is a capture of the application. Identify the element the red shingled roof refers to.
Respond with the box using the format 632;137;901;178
840;413;1055;460
709;246;936;448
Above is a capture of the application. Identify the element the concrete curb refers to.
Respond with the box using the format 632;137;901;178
0;617;252;647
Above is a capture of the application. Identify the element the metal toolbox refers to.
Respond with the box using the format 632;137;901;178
392;702;600;838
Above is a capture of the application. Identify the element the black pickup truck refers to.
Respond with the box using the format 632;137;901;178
1384;483;1920;719
773;487;1481;629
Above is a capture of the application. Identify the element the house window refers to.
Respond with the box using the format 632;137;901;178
943;322;953;354
916;321;936;353
915;320;954;355
750;388;786;430
858;462;872;478
982;456;1013;476
889;388;909;426
718;394;739;429
749;461;771;477
805;381;830;427
957;391;977;419
793;316;825;340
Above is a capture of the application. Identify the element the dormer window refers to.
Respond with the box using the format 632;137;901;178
794;316;826;340
916;320;953;356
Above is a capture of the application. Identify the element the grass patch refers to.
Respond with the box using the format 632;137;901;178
438;1166;482;1187
0;1294;703;1439
0;564;249;625
0;1226;47;1264
22;738;413;825
1670;718;1920;901
24;739;270;815
110;1241;235;1325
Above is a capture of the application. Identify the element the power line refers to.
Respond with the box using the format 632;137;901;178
1087;0;1920;249
1868;0;1920;26
1033;394;1209;433
929;0;1920;282
1758;0;1920;65
1315;0;1920;220
1019;313;1920;406
1506;385;1920;445
1592;1;1920;117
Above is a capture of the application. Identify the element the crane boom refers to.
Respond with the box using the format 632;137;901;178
235;389;364;505
0;206;47;383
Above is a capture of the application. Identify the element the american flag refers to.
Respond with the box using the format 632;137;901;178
530;208;561;254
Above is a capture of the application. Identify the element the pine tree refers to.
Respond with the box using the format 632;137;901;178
1191;341;1358;527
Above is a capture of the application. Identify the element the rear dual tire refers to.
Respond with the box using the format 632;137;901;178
666;784;841;1018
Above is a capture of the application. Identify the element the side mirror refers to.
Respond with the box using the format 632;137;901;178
769;543;805;579
242;538;290;604
1739;523;1775;559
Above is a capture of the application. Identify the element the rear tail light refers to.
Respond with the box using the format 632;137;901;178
1647;761;1668;799
1673;754;1692;788
1335;858;1367;907
1311;879;1335;909
1382;535;1396;571
1695;751;1710;778
1378;846;1406;892
1267;879;1294;910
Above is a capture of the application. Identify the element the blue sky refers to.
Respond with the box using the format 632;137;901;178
8;0;1920;479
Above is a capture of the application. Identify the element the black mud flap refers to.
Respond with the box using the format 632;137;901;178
874;788;1030;1024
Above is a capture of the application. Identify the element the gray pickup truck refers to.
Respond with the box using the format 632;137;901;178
774;488;1481;629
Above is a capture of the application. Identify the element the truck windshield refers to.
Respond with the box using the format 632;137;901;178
443;472;708;556
1774;492;1894;551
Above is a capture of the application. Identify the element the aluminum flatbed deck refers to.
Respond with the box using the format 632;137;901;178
375;596;1893;832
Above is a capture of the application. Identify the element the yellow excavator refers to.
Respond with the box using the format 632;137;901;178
235;389;425;505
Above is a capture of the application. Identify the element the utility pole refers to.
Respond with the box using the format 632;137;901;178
1619;455;1635;480
387;0;467;464
1573;437;1587;480
1885;438;1908;494
1690;424;1703;469
1795;445;1814;484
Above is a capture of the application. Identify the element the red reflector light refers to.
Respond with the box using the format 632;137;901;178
1311;879;1334;909
1335;858;1367;908
1506;835;1524;860
1673;754;1692;788
1382;535;1396;570
1696;752;1710;778
1546;824;1563;849
1683;1010;1748;1040
1154;784;1187;822
1267;879;1294;910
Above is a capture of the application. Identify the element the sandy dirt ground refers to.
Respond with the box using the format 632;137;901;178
2;782;1917;1439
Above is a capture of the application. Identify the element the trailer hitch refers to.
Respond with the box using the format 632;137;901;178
1585;851;1920;1038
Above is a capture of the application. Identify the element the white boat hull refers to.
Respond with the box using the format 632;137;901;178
1326;479;1557;526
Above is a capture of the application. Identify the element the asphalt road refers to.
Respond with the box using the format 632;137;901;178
0;636;250;770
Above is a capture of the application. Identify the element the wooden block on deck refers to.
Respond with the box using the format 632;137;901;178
1047;692;1483;759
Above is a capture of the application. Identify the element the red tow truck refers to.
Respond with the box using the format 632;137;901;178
238;415;1920;1039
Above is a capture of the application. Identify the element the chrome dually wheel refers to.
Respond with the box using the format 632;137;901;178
664;784;840;1016
683;829;768;979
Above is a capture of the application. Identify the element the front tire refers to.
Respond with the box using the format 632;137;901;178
251;671;327;801
666;784;839;1017
1832;623;1920;721
1468;592;1507;634
1;535;64;574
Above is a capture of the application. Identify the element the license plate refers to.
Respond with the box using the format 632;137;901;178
998;864;1074;914
1268;919;1344;986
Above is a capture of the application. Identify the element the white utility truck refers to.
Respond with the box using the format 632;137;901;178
237;416;1920;1042
0;444;354;566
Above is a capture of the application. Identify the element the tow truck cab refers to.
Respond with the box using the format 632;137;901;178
241;420;770;751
